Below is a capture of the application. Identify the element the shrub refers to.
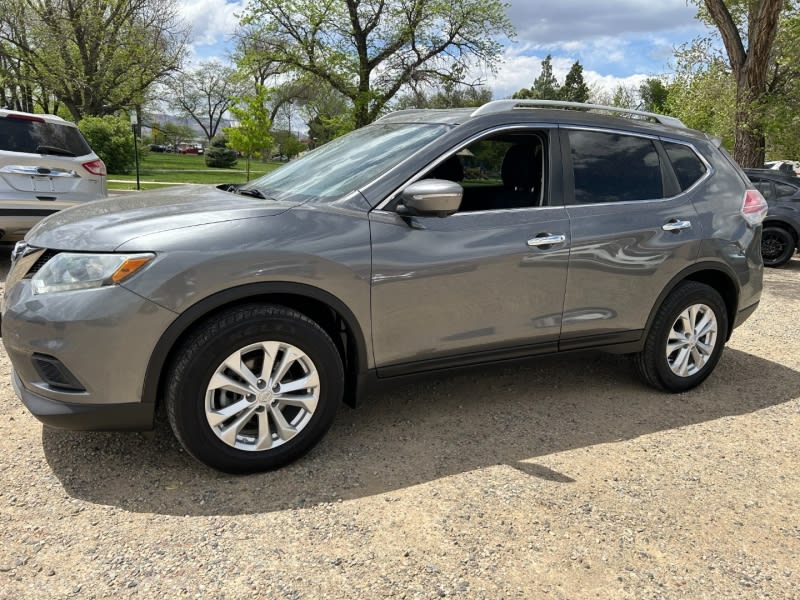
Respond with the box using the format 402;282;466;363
205;136;238;168
78;115;140;174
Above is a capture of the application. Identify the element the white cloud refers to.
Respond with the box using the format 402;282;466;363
179;0;246;47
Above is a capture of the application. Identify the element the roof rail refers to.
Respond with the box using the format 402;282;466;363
470;99;686;128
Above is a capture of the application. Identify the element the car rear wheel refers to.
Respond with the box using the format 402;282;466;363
165;304;343;473
635;282;728;392
761;226;795;268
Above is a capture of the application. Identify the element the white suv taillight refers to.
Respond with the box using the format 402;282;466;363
82;159;107;176
741;189;768;225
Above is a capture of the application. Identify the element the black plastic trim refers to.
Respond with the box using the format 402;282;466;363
13;372;154;431
0;208;60;216
140;282;369;407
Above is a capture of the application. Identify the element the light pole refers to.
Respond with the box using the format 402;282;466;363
130;112;141;190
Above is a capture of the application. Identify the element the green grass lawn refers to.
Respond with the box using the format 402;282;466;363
108;153;282;190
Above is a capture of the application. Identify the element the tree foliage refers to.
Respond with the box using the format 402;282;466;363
639;78;670;113
698;0;785;166
512;56;588;103
205;136;238;168
225;86;274;180
395;82;493;109
0;0;187;120
237;0;513;128
169;61;243;142
78;115;138;174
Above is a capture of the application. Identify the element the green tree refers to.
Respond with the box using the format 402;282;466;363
396;83;493;108
513;55;561;100
78;115;139;174
237;0;513;128
639;78;670;113
205;136;238;168
561;61;589;103
699;0;785;166
0;0;187;121
170;61;243;142
225;87;274;180
273;130;306;158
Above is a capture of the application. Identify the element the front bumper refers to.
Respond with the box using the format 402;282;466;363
13;371;155;430
2;276;177;429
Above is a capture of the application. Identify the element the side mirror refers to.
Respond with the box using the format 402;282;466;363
397;179;463;218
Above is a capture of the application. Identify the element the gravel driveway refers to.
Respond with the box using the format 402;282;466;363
1;249;798;599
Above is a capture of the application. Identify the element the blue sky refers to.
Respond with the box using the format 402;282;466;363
179;0;711;98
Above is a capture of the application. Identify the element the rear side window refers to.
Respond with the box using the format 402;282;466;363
663;141;707;191
751;179;775;201
0;117;92;156
568;130;663;204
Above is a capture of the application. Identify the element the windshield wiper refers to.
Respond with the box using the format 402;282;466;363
237;187;269;199
36;145;76;157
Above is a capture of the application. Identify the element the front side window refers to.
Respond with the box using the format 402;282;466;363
242;122;449;201
774;181;799;200
421;132;546;211
568;130;663;204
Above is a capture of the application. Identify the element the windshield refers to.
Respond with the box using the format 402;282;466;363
242;122;450;200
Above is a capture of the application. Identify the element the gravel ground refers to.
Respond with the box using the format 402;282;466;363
0;250;798;599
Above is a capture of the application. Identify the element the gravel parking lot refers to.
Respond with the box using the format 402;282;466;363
0;248;798;599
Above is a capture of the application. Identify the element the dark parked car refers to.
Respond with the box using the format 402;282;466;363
744;168;800;267
2;100;766;473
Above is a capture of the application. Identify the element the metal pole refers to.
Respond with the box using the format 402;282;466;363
132;124;140;190
130;112;140;191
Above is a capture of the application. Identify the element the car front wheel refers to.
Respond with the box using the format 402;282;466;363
166;304;343;473
635;282;728;393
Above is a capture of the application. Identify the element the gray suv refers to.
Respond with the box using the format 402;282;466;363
1;100;766;473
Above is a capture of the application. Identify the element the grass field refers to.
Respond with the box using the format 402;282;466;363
108;153;282;190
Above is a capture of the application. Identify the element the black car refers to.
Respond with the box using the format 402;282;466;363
744;168;800;267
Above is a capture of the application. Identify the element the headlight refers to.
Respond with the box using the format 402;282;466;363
32;253;155;295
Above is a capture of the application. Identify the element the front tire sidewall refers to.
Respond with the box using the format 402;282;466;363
649;285;728;392
170;310;342;473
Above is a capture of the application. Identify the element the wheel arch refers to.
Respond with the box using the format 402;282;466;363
141;282;370;411
644;262;740;342
762;219;799;244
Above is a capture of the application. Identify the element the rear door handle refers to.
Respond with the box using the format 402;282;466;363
662;219;691;232
527;234;566;247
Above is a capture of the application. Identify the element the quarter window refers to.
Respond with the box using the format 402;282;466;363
663;141;707;191
774;181;798;200
568;130;663;204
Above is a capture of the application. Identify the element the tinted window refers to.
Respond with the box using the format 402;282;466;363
0;117;91;156
774;181;798;200
569;130;662;204
423;132;546;211
664;141;707;191
752;179;775;201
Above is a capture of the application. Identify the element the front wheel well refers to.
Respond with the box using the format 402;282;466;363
149;290;366;414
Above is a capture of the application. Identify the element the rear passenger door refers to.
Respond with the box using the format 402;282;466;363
559;128;708;348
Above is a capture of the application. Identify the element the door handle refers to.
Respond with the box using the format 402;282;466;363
527;234;566;247
662;219;691;232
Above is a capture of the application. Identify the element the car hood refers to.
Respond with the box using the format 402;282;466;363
25;185;299;251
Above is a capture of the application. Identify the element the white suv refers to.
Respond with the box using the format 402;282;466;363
0;109;107;241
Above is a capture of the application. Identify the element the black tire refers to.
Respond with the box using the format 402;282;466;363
634;282;728;393
166;304;343;473
761;226;796;268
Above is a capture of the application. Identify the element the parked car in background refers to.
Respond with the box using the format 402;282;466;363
763;160;799;177
2;100;766;473
179;145;204;155
744;168;800;267
0;109;107;242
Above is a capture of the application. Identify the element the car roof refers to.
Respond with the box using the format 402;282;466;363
376;100;712;144
0;108;75;127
